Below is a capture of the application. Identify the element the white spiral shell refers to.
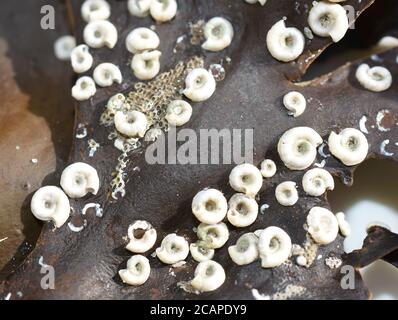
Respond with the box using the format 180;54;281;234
302;168;334;196
328;128;368;166
258;226;292;268
156;233;189;264
60;162;100;198
229;163;263;197
202;17;234;52
126;220;157;253
308;1;348;42
190;260;226;292
307;207;339;245
266;19;305;62
277;127;323;170
355;64;392;92
228;232;259;265
118;255;150;286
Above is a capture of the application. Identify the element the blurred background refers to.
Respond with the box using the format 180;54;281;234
0;0;397;298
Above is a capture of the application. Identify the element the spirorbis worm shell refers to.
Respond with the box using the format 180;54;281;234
165;100;193;127
127;0;151;17
227;193;258;227
93;63;122;87
277;127;323;170
189;243;215;262
60;162;100;198
183;68;216;102
191;188;228;224
306;207;339;245
266;19;305;62
190;260;226;292
283;91;306;117
258;226;292;268
83;20;118;49
70;44;93;73
202;17;234;52
149;0;177;23
118;255;150;286
156;233;189;264
229;163;263;197
131;50;161;80
228;232;259;265
126;220;157;253
275;181;298;206
328;128;369;166
114;110;148;138
197;222;229;249
71;76;96;101
125;27;160;54
260;159;277;178
355;64;392;92
302;168;334;197
308;1;348;42
81;0;111;22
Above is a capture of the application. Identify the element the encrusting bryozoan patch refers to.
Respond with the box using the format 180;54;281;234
183;68;216;102
83;20;118;49
127;0;151;17
81;0;111;22
126;27;160;54
70;45;93;73
229;163;263;197
60;162;100;198
306;207;338;245
336;212;351;237
202;17;234;52
328;128;368;166
119;255;150;286
308;1;349;43
227;193;258;227
260;159;276;178
283;91;306;117
191;188;228;224
114;110;148;138
131;50;161;80
228;232;259;265
266;19;305;62
190;242;215;262
54;35;76;61
258;226;292;268
126;220;157;253
156;233;189;264
197;222;229;249
71;76;96;101
355;64;392;92
302;168;334;197
93;63;122;87
30;186;70;228
149;0;177;23
277;127;323;170
275;181;298;206
165;100;192;127
190;260;226;292
244;0;267;5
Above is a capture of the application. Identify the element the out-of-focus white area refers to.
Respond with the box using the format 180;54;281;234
343;201;398;253
329;159;398;300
